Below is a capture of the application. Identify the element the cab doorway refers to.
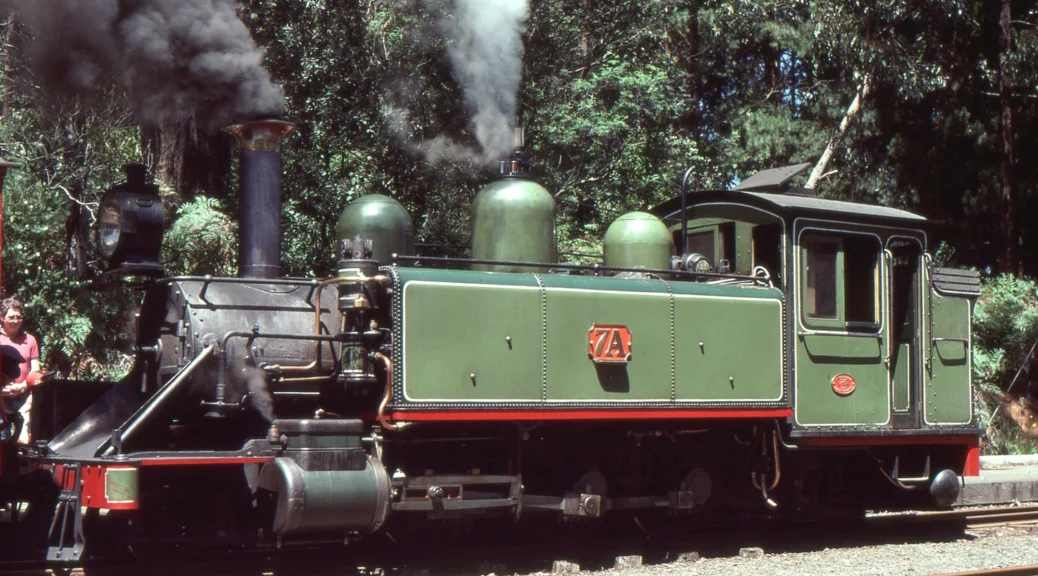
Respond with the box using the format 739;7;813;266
888;238;923;429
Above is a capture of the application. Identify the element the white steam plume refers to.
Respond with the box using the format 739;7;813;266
243;365;275;422
390;0;529;166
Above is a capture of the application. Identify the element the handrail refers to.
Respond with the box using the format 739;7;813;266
103;344;216;457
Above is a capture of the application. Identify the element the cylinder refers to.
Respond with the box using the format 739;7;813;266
225;120;295;279
603;212;674;272
336;194;415;266
258;456;390;536
471;178;556;272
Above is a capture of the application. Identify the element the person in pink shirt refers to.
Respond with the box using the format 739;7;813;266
1;297;42;443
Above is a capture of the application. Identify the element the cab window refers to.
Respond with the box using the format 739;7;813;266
674;207;784;285
684;230;716;261
801;233;880;331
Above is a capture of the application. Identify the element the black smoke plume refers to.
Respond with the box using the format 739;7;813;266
3;0;284;130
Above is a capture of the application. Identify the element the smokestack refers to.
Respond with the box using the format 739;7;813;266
498;126;528;178
224;120;294;279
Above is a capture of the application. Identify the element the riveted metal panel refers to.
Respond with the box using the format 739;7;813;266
791;222;893;428
401;278;543;402
395;267;784;408
794;334;889;426
673;295;783;401
892;342;911;411
543;288;672;401
924;292;973;424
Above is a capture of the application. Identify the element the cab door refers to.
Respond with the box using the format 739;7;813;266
794;228;889;428
922;266;979;426
886;238;923;429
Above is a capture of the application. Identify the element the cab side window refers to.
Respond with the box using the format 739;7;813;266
801;233;880;332
805;239;838;319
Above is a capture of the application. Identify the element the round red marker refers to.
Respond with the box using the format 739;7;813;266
831;374;856;396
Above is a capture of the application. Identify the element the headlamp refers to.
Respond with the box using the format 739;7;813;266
684;253;713;273
95;164;165;274
98;202;122;259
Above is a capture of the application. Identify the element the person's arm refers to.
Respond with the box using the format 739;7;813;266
25;335;43;386
1;380;27;396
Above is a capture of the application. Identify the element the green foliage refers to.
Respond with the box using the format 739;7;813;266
973;274;1038;391
161;196;238;276
4;0;1038;432
983;414;1038;456
1;118;140;379
972;274;1038;454
523;0;703;250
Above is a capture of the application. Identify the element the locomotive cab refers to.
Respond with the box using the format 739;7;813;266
654;163;981;499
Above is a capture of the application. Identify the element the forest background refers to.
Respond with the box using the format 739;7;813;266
1;0;1037;453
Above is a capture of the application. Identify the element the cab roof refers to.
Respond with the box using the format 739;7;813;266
651;163;926;228
651;188;926;228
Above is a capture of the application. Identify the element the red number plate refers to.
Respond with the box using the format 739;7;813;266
588;324;633;364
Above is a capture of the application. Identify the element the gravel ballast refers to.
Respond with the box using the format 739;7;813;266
518;530;1038;576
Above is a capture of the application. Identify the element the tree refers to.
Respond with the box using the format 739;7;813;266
998;0;1016;273
4;0;1038;381
0;21;142;377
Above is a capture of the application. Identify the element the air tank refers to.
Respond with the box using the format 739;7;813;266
336;194;415;266
603;212;674;272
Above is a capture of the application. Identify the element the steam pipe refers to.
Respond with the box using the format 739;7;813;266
224;120;295;279
374;353;398;431
393;254;762;282
768;430;782;491
679;167;695;258
277;274;391;375
276;276;343;375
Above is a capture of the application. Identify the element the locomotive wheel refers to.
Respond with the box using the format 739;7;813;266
574;469;608;497
682;467;713;507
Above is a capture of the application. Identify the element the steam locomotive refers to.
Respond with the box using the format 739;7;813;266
1;121;981;562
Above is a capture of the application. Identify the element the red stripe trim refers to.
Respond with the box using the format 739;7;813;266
794;435;980;447
139;457;273;467
388;408;793;422
964;436;981;477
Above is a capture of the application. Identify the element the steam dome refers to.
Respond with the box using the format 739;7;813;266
336;194;415;266
603;212;674;272
471;178;556;272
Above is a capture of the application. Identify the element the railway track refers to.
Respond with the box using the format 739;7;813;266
2;504;1037;576
943;566;1038;576
960;505;1038;530
867;504;1038;531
